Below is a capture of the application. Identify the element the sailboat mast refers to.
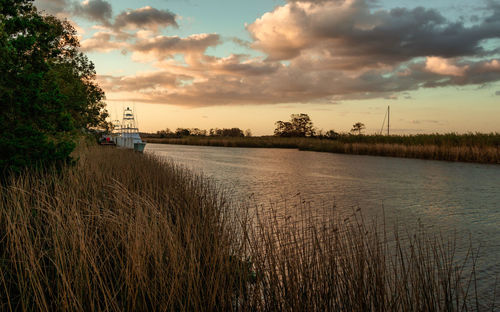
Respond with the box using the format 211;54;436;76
387;105;390;136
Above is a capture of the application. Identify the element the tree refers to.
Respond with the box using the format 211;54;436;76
274;121;293;137
351;122;366;135
274;113;315;137
175;128;191;137
290;113;315;137
0;0;108;172
189;128;207;136
221;128;244;137
157;128;174;138
325;130;340;139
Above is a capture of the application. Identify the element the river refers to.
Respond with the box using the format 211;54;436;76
146;143;500;304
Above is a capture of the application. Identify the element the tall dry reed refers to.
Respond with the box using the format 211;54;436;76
144;135;500;164
243;206;487;311
0;145;490;311
0;145;246;311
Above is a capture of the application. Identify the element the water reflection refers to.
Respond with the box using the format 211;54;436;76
147;143;500;302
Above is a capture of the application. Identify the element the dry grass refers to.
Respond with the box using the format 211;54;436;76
144;135;500;164
303;141;500;164
0;145;489;311
0;145;243;311
246;207;484;311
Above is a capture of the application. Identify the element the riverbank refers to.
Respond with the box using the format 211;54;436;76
0;145;489;310
144;133;500;164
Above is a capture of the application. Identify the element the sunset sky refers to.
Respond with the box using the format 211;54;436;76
35;0;500;135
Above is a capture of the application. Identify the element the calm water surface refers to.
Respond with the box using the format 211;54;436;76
147;143;500;302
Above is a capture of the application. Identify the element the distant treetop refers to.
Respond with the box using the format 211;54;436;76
274;113;315;137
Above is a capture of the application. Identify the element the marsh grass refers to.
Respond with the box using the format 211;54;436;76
144;134;500;164
244;205;485;311
0;145;244;311
0;146;490;311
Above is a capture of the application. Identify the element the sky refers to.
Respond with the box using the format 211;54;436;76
34;0;500;135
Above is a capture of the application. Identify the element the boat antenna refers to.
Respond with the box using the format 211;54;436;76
133;102;139;132
380;106;387;135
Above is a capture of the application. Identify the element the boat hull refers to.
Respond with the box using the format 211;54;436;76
134;142;146;153
116;135;145;151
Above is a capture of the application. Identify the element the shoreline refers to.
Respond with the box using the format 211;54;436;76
0;145;494;310
143;136;500;164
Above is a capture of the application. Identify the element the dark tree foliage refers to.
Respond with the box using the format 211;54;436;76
175;128;191;137
274;113;315;137
325;130;340;139
209;128;244;137
0;0;108;172
219;128;244;137
351;122;366;135
157;128;175;138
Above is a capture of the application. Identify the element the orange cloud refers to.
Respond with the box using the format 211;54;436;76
80;32;126;52
425;57;468;77
131;33;221;61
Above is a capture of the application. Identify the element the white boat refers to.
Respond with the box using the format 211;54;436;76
115;107;146;152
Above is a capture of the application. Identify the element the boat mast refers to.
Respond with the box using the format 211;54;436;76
387;105;390;136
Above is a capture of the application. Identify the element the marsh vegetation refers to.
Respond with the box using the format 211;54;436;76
0;145;492;311
144;133;500;164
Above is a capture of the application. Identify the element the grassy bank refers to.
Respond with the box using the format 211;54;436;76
144;133;500;164
0;145;490;311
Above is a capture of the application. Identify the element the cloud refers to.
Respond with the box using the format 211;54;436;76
417;58;500;87
35;0;69;15
36;0;500;107
80;29;222;63
411;119;441;125
100;55;500;107
131;33;221;60
73;0;112;23
35;1;176;32
247;0;500;69
196;54;281;76
113;6;177;31
45;3;182;56
35;0;112;22
80;32;125;52
425;57;468;77
482;59;500;71
98;71;192;92
231;37;252;49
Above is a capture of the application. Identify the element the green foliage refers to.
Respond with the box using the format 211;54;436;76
0;0;108;172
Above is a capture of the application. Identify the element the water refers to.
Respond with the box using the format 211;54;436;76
147;143;500;303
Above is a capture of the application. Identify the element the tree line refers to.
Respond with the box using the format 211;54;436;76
153;127;251;138
274;113;365;138
150;114;366;139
